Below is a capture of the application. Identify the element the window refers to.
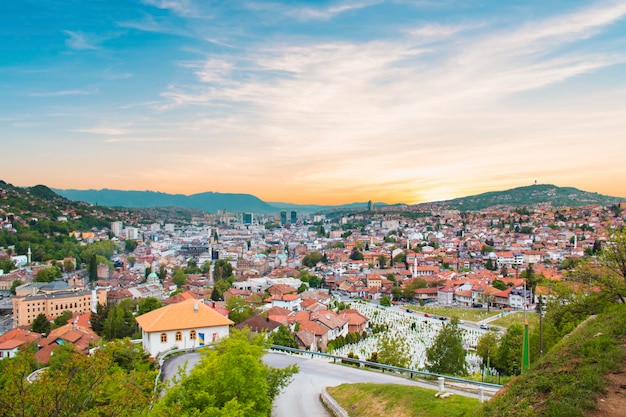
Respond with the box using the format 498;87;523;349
190;330;196;340
175;332;182;342
160;333;167;343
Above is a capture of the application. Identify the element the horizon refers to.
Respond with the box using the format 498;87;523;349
2;1;626;204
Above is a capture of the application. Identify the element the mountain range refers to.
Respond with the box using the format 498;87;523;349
52;184;626;215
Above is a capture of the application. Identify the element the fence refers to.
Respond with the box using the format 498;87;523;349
269;344;503;394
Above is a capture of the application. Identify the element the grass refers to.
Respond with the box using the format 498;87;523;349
327;383;482;417
488;311;540;331
482;303;626;417
408;305;501;322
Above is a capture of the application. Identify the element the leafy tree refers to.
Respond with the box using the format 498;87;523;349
0;341;155;417
31;313;51;335
0;258;16;273
270;325;298;348
393;251;406;264
212;277;234;301
35;266;62;282
349;247;364;261
425;318;467;376
302;251;323;268
377;255;388;269
152;329;298;417
492;279;507;291
402;278;427;300
297;283;308;294
10;279;23;295
88;253;98;282
172;268;188;287
53;310;74;328
380;295;391;307
124;239;138;253
496;324;524;375
391;286;403;301
62;258;75;272
225;297;255;325
158;264;167;281
101;299;140;340
476;331;500;368
213;259;233;281
376;332;410;368
138;297;163;315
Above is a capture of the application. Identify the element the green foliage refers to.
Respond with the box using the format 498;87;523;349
379;295;391;307
403;278;427;300
35;265;62;282
270;325;298;348
31;313;51;335
492;279;507;291
10;279;24;295
53;310;74;328
96;299;140;340
212;276;234;301
425;318;467;376
377;254;388;269
88;253;98;281
376;332;410;368
213;259;233;281
349;247;364;260
495;324;523;376
483;303;626;417
138;297;163;315
0;257;16;273
124;239;138;253
172;268;188;287
302;251;324;267
0;341;155;417
153;329;298;417
476;331;500;368
225;297;256;325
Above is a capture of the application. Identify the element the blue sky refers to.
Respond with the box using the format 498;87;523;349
2;0;626;204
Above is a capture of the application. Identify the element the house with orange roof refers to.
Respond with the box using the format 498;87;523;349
0;328;41;360
339;309;369;334
35;321;99;364
135;299;234;358
268;293;301;311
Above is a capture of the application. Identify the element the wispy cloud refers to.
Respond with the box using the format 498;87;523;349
63;30;100;50
29;89;98;97
142;0;206;18
150;1;626;200
243;0;382;22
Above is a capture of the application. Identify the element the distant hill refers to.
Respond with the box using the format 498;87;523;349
55;188;279;215
430;184;625;211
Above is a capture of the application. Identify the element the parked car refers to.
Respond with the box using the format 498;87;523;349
438;316;447;321
480;324;490;330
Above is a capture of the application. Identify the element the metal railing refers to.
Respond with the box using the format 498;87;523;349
269;344;503;391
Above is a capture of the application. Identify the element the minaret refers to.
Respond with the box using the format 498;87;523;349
412;255;418;278
27;243;31;265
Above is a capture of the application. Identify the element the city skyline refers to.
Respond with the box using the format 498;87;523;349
2;1;626;204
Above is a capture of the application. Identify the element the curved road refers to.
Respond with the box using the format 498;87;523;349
162;351;486;417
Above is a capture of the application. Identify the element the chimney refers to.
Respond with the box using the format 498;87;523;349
194;303;199;313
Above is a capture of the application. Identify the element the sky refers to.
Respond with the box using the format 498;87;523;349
2;0;626;205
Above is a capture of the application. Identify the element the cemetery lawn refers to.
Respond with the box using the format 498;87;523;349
327;383;482;417
488;311;539;330
409;306;500;322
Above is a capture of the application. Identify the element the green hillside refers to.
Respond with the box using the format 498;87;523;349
482;303;626;417
433;184;624;211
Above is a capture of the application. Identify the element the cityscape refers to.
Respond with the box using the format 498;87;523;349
3;0;626;416
1;179;626;416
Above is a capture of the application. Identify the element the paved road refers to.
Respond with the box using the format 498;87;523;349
162;351;487;417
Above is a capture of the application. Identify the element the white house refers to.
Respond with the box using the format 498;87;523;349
270;293;301;311
135;299;234;358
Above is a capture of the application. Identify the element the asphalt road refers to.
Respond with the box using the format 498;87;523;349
162;351;487;417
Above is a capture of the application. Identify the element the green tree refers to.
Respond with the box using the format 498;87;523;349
0;258;16;273
377;255;388;269
172;268;188;287
376;332;410;368
496;324;524;375
403;278;427;300
380;295;392;307
88;253;98;282
391;286;403;301
492;279;507;291
10;279;23;295
270;325;298;348
138;297;163;315
349;247;364;261
476;331;500;368
124;239;138;253
102;299;140;340
35;266;62;282
31;313;51;335
225;297;255;325
62;258;75;272
302;251;323;268
213;259;233;281
53;310;73;328
152;329;298;417
425;318;467;376
0;341;155;417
